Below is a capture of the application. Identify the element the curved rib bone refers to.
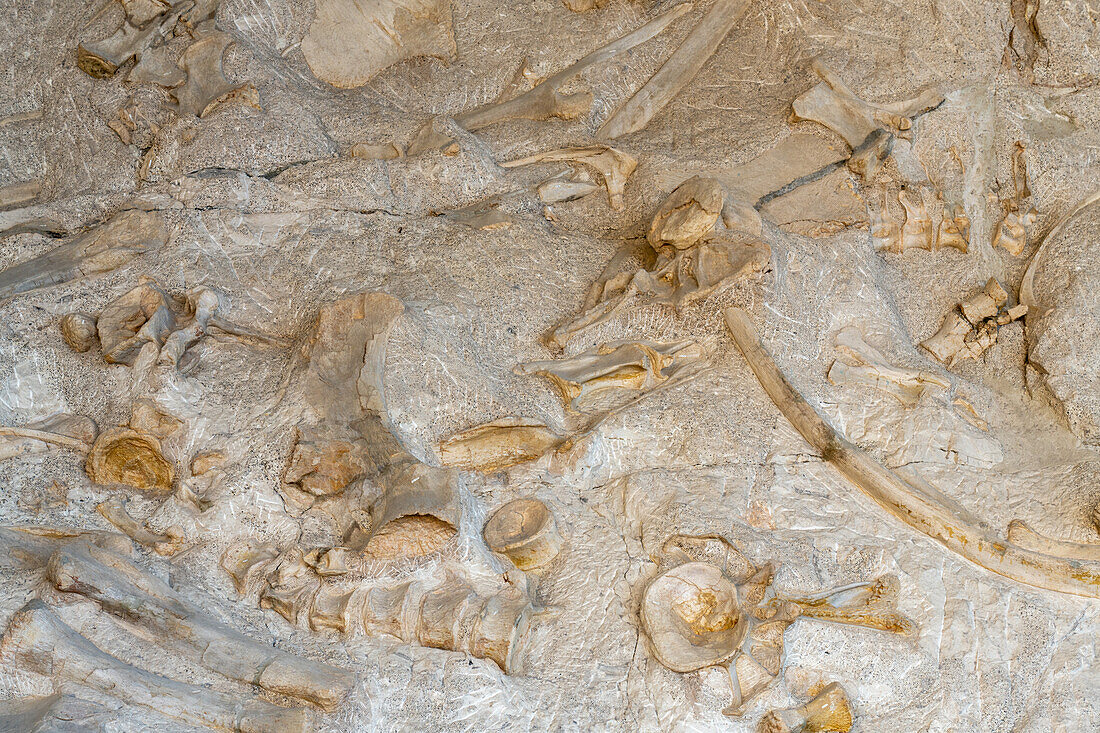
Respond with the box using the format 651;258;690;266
724;307;1100;598
1006;520;1100;563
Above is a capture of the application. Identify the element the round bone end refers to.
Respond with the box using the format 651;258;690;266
59;312;98;353
483;497;563;571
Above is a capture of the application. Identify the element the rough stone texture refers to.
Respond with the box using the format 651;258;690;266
1;1;1099;731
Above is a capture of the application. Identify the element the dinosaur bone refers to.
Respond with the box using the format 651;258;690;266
759;682;853;733
437;418;563;474
96;497;185;555
483;497;564;570
827;327;948;407
500;146;637;211
724;307;1100;598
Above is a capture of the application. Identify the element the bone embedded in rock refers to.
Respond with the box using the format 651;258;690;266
599;0;752;139
0;210;168;301
992;207;1038;256
129;398;182;438
348;142;403;160
759;682;853;733
0;600;313;732
0;180;42;211
437;417;562;474
174;32;260;118
0;693;114;733
85;427;174;493
301;0;457;89
59;312;98;352
500;146;637;211
483;497;564;570
96;497;184;555
898;188;933;251
96;280;177;365
935;203;970;252
537;172;602;205
282;429;367;506
647;176;725;249
1006;520;1100;563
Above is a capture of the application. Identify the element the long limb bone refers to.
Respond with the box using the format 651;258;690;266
598;0;752;139
1006;520;1100;563
724;307;1100;598
45;542;355;710
0;600;311;733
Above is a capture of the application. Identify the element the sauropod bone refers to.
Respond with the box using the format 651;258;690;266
437;418;562;474
59;312;98;352
1006;520;1100;563
0;600;312;732
920;279;1025;366
598;0;753;139
174;32;260;118
85;427;174;493
0;210;168;301
76;5;185;79
647;176;725;250
500;146;637;211
45;542;355;710
0;525;134;567
302;0;456;89
827;326;948;407
724;307;1100;598
0;693;114;733
759;682;853;733
96;497;185;556
96;280;177;365
483;498;564;570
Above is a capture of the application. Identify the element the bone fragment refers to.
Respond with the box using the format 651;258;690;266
0;210;167;301
1006;520;1100;563
724;306;1100;598
0;525;133;567
920;279;1025;366
598;0;752;139
174;32;260;118
0;600;312;732
500;146;637;210
759;682;853;733
86;427;174;492
781;575;916;636
437;417;562;474
77;14;175;79
648;176;724;249
45;542;355;710
348;142;403;160
59;312;98;352
483;497;564;570
129;398;182;437
95;280;177;364
992;207;1037;256
96;497;184;555
0;181;42;211
936;203;970;252
537;172;601;205
0;693;113;733
827;327;948;407
302;0;456;88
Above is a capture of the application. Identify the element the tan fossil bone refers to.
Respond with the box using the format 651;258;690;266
0;210;168;301
225;543;538;673
295;293;461;549
759;682;853;733
563;0;609;11
790;61;943;150
284;428;369;500
647;176;725;250
59;312;98;352
499;146;637;211
827;326;948;407
516;339;705;414
898;189;933;251
85;426;174;493
302;0;456;89
0;600;313;732
0;525;134;566
1006;520;1100;563
0;180;41;211
158;286;220;365
992;206;1038;256
437;417;563;474
408;3;692;154
348;142;403;160
548;236;769;348
77;8;182;79
598;0;753;139
95;280;178;365
935;203;970;252
45;541;355;710
483;497;564;570
920;278;1026;366
778;574;916;636
174;32;260;118
536;170;602;205
0;693;114;733
96;497;184;555
724;307;1100;598
0;413;97;462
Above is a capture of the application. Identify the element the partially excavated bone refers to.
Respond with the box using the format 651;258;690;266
0;413;97;461
348;142;403;160
598;0;752;139
225;544;538;673
992;207;1038;256
0;693;114;733
58;312;98;352
483;497;563;570
647;176;725;249
0;180;41;210
85;427;174;492
827;327;948;407
500;146;637;211
45;541;355;710
96;280;177;365
0;210;168;301
920;278;1026;366
936;203;970;252
437;417;562;474
898;189;933;251
780;574;916;636
516;339;705;414
0;600;312;732
174;32;260;118
96;497;184;555
759;682;853;733
301;0;457;89
1006;520;1100;563
724;307;1100;598
77;10;179;79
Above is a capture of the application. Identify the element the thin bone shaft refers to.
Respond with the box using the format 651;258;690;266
724;307;1100;598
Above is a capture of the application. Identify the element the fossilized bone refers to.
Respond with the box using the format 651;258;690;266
1006;520;1100;563
96;497;185;555
174;32;260;118
223;543;539;673
499;146;637;211
936;202;970;252
992;206;1038;256
44;541;354;710
0;693;114;733
827;327;948;407
77;5;185;79
0;525;134;566
920;278;1026;366
59;312;98;352
0;180;41;211
0;210;168;301
777;575;915;636
437;417;563;474
86;426;174;492
516;339;705;414
759;682;853;733
0;600;313;732
598;0;752;139
407;3;691;154
302;0;456;89
289;293;461;549
648;176;725;249
0;413;97;460
483;497;564;571
724;307;1100;598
